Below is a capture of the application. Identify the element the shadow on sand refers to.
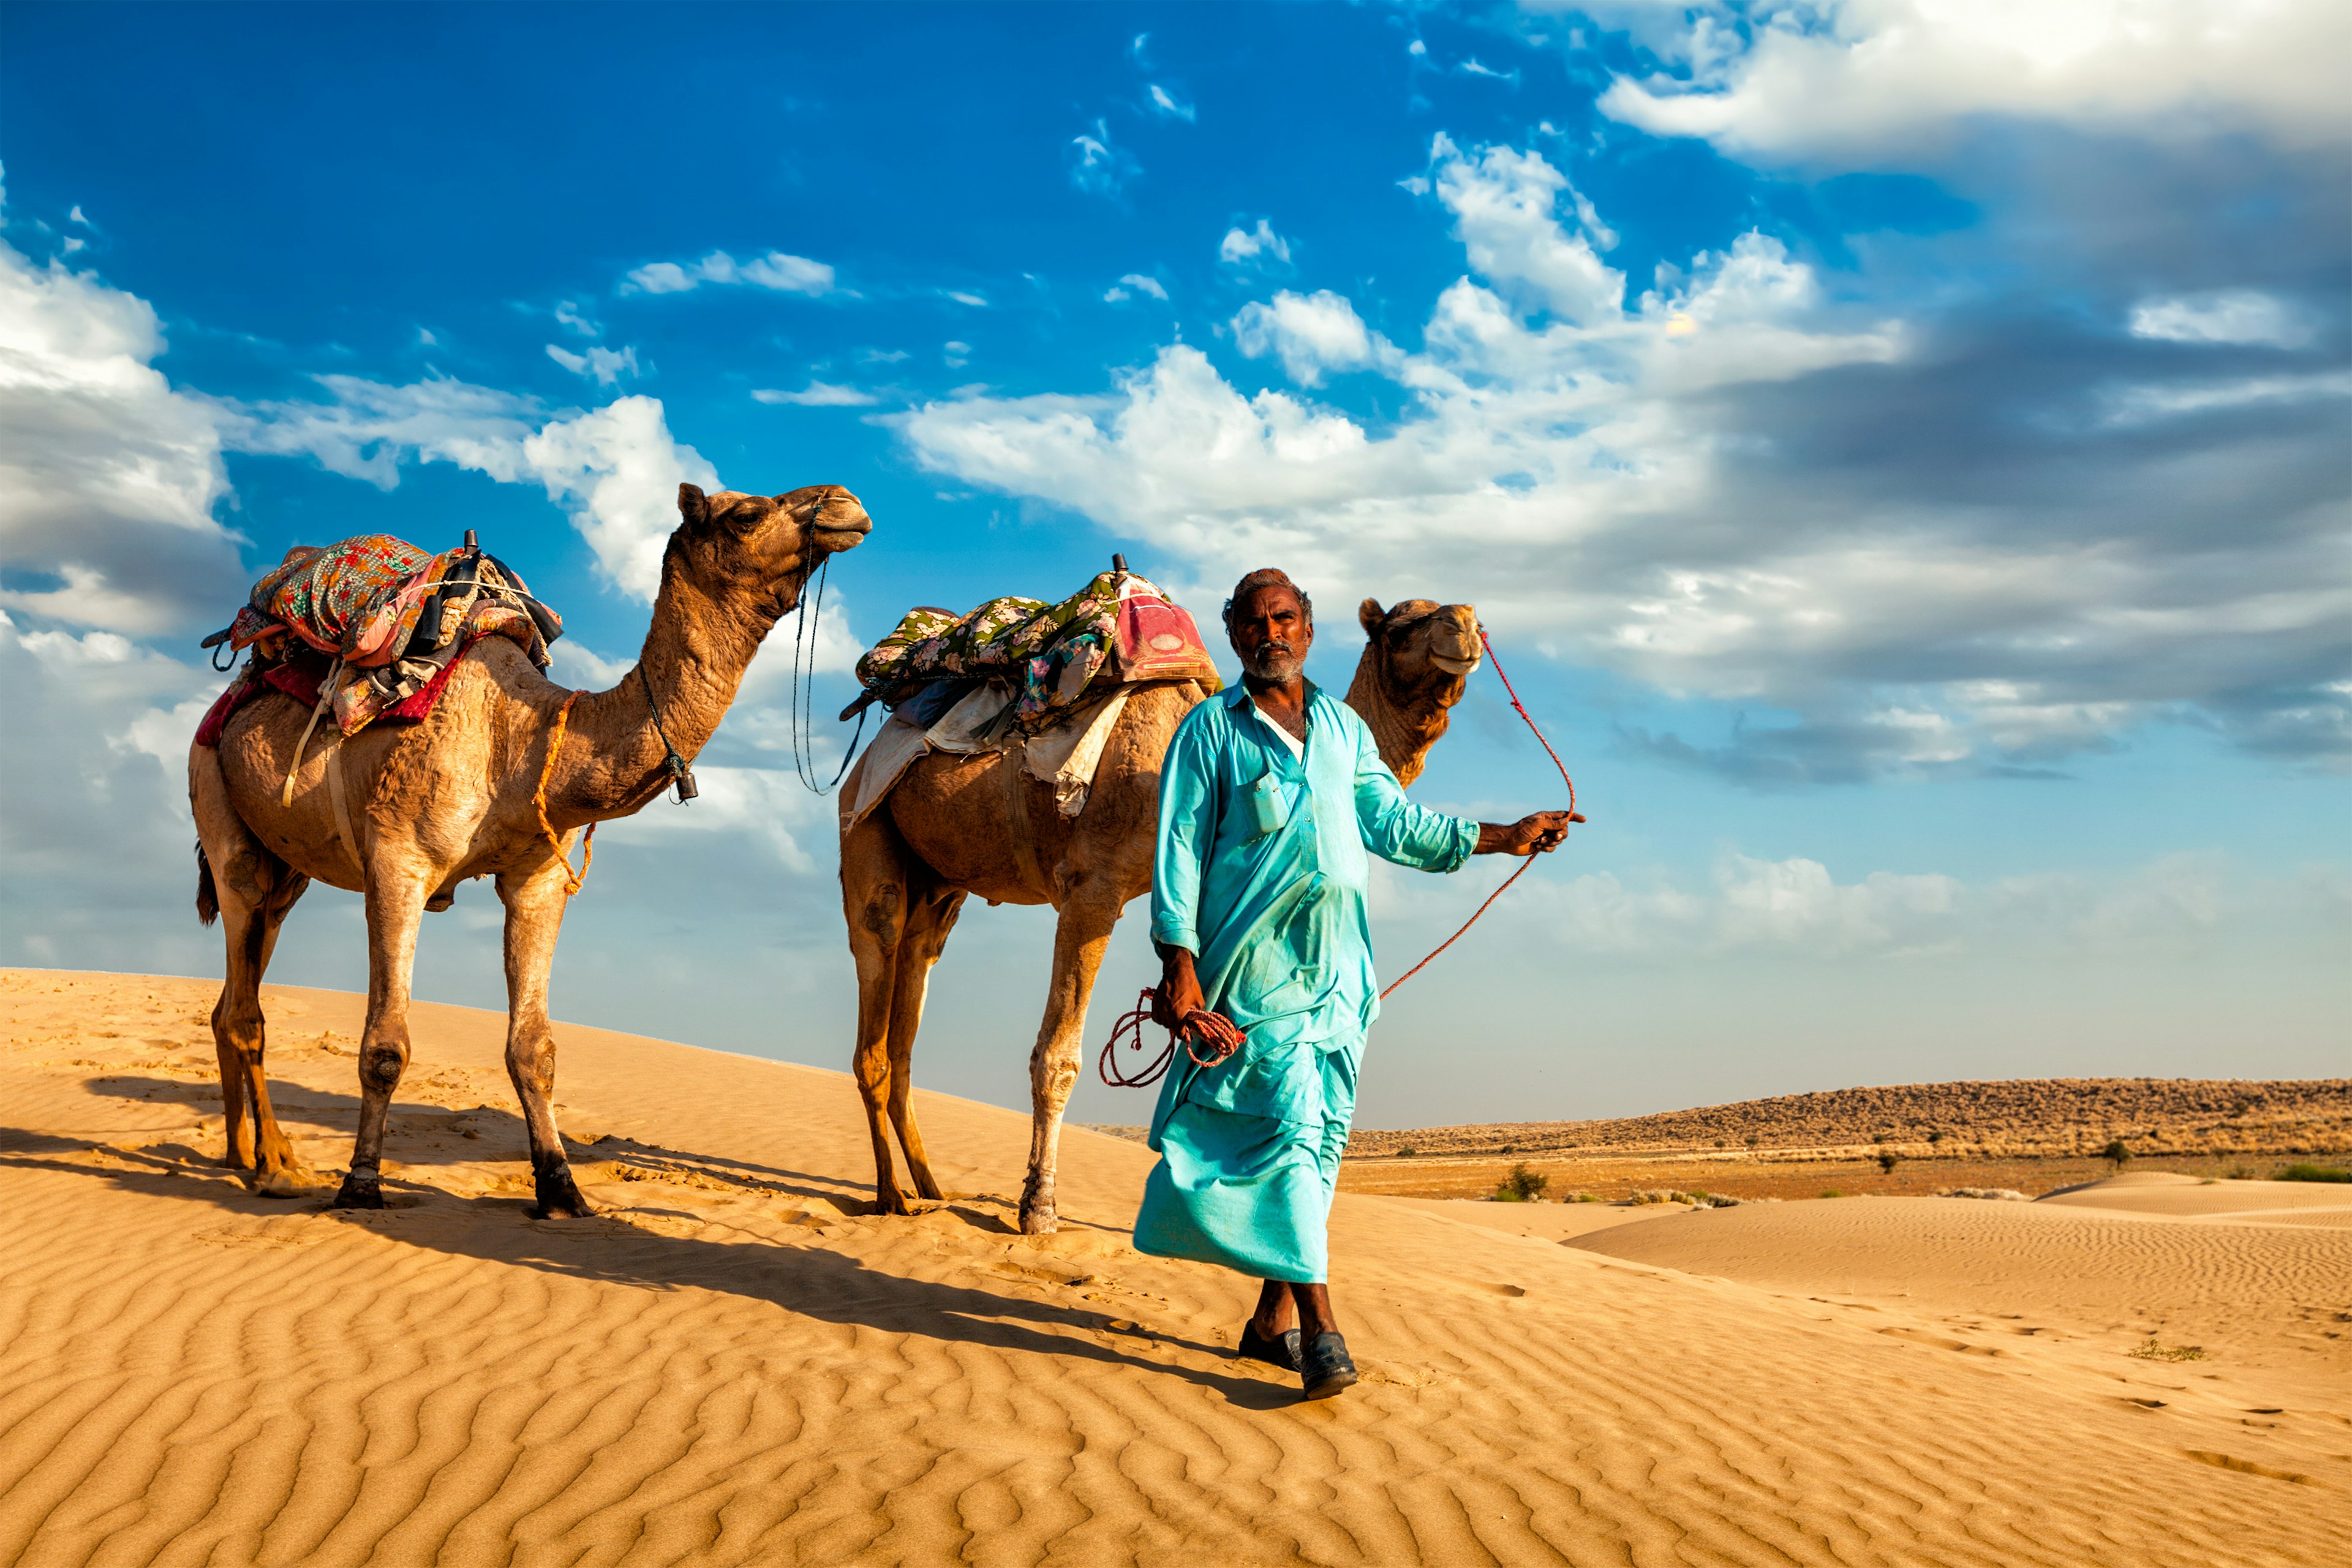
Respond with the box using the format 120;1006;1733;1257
2;1098;1297;1412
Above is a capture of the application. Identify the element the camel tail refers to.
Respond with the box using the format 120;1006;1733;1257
195;842;219;927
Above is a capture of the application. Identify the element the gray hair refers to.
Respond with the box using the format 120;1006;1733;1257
1222;568;1313;634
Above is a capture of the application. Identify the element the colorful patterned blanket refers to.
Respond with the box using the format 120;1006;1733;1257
855;570;1220;735
200;534;560;740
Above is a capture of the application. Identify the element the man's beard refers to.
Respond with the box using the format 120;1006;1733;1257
1242;642;1304;683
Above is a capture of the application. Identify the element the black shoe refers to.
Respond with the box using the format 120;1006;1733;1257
1238;1320;1302;1372
1300;1331;1358;1400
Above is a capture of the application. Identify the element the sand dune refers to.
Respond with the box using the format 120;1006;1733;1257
4;970;2346;1567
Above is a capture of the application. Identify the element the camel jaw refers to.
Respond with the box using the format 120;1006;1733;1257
1431;653;1480;676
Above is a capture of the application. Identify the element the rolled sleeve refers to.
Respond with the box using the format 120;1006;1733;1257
1151;712;1216;952
1352;720;1477;873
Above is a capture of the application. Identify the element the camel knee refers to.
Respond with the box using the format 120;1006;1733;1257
504;1034;556;1098
360;1040;409;1091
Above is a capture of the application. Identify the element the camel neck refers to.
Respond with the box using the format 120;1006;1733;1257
1344;645;1450;786
549;563;780;822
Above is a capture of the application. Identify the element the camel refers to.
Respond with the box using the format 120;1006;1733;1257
189;483;871;1216
840;594;1485;1234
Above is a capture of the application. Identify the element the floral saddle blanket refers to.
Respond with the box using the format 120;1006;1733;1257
853;569;1220;738
197;533;562;742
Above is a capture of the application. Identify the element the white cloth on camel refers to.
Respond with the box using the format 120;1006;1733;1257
839;680;1138;829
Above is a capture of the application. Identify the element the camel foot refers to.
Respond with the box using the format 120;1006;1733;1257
254;1166;326;1199
874;1185;913;1218
333;1172;385;1209
532;1160;595;1219
1019;1180;1058;1235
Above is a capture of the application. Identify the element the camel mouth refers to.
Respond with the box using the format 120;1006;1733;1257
812;510;873;551
1431;652;1480;676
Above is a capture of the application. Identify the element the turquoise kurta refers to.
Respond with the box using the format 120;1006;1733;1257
1133;680;1477;1283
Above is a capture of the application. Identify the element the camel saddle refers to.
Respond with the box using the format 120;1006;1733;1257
196;533;563;744
849;568;1220;739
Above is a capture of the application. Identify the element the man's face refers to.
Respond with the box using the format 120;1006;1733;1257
1230;585;1313;684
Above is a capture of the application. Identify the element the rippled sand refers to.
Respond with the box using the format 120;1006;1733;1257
3;970;2345;1566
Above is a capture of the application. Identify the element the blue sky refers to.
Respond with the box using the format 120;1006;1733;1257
2;1;2345;1126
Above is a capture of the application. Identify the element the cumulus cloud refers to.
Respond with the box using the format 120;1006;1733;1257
0;220;243;634
622;249;835;296
751;381;878;407
545;342;641;386
1231;290;1396;385
1218;218;1292;268
2129;289;2316;348
216;377;718;601
1593;0;2352;162
896;130;2351;775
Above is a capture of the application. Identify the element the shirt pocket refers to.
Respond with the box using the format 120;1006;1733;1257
1245;769;1292;840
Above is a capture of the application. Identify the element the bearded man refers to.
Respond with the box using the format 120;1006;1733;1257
1134;567;1572;1400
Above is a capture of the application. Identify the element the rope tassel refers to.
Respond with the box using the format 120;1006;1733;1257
1098;989;1248;1088
535;693;597;897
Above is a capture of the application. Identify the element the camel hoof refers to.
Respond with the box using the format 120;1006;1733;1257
1019;1203;1058;1235
333;1173;385;1209
875;1188;913;1218
532;1163;595;1219
254;1166;325;1199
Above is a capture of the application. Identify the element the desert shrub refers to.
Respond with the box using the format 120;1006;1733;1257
1567;1191;1601;1204
1396;1144;1417;1158
1877;1150;1904;1176
1939;1188;2030;1201
1744;1135;1759;1147
2277;1163;2350;1183
2223;1163;2255;1180
1819;1189;1845;1199
1497;1163;1548;1202
2129;1339;2206;1362
2101;1139;2132;1174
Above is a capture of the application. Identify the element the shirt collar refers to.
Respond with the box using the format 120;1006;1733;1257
1224;677;1320;712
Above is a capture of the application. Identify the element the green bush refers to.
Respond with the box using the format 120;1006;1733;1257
1496;1163;1549;1202
2277;1163;2351;1183
1877;1150;1903;1176
2101;1139;2132;1174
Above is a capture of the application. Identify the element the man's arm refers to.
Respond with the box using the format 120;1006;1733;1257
1150;715;1215;1025
1475;813;1575;856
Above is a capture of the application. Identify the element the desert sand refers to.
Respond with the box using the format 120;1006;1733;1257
2;968;2346;1567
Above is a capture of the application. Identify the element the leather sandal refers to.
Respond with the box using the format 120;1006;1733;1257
1300;1330;1359;1400
1238;1320;1302;1372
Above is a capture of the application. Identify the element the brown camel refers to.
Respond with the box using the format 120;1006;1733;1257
189;483;871;1215
840;595;1484;1233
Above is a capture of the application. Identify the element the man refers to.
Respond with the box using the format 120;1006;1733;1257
1135;567;1574;1400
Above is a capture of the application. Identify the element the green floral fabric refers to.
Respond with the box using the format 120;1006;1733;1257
856;572;1126;734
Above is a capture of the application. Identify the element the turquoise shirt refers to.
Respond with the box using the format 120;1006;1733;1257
1148;680;1477;1133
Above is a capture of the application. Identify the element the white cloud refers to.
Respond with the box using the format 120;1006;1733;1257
0;219;242;633
545;343;641;386
1148;84;1196;122
944;290;990;308
1218;218;1292;268
622;249;835;296
520;398;722;600
2098;369;2352;426
1120;273;1169;301
1428;133;1621;325
752;381;878;407
1070;121;1141;198
1594;0;2352;162
891;130;2350;773
1231;290;1396;385
218;377;717;602
554;300;601;337
943;341;971;369
2128;288;2315;348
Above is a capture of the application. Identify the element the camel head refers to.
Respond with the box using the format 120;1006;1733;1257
668;482;872;621
1348;597;1482;786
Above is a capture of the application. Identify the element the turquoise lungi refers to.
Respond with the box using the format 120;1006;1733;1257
1133;1033;1363;1284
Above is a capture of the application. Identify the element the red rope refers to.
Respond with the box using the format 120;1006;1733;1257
1380;629;1578;999
1098;989;1248;1088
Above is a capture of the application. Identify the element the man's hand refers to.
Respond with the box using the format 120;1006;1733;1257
1154;943;1206;1028
1474;810;1580;857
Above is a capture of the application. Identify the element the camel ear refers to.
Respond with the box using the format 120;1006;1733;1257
677;483;709;527
1359;598;1386;636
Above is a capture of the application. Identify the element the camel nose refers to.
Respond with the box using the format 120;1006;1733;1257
1430;606;1482;674
812;488;874;548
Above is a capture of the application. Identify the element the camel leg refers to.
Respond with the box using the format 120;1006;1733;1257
883;886;967;1204
1021;887;1124;1235
842;810;913;1216
334;865;429;1210
191;745;312;1179
496;857;592;1218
